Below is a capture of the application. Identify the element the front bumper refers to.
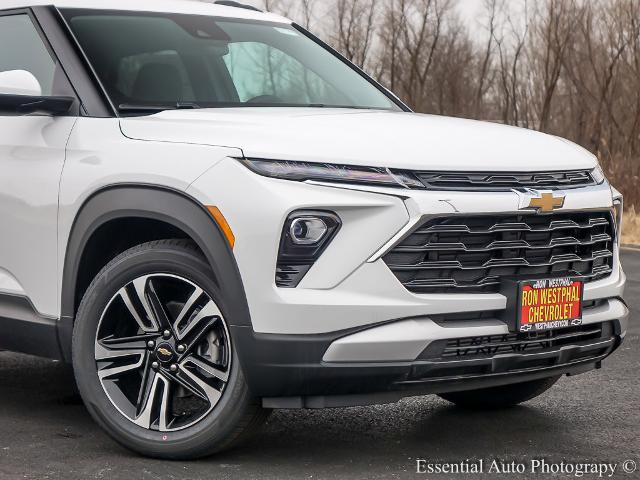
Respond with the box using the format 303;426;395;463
233;304;627;408
188;159;629;406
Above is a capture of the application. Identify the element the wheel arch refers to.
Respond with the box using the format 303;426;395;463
58;184;251;361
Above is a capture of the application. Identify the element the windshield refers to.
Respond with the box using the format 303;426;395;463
61;9;401;114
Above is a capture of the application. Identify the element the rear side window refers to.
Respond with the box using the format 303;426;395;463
0;14;56;95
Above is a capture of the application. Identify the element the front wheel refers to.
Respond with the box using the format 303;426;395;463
438;377;561;410
72;240;268;459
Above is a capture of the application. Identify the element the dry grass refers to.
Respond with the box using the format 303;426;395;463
622;205;640;246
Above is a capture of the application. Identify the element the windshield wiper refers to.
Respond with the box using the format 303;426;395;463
118;102;389;113
118;102;201;113
303;104;386;110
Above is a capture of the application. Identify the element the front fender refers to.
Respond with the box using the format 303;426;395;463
58;185;252;360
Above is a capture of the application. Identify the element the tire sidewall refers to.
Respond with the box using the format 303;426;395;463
73;242;253;458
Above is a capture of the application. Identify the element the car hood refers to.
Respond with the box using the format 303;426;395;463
120;108;596;172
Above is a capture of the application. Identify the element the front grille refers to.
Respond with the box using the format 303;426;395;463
384;212;614;293
413;170;594;191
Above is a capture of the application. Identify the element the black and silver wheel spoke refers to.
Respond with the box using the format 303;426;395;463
100;333;157;351
95;274;232;432
164;369;210;403
175;368;220;405
174;296;222;342
173;355;229;406
118;277;159;332
173;286;204;336
95;339;147;380
135;354;155;411
134;372;172;430
146;278;175;335
183;355;229;383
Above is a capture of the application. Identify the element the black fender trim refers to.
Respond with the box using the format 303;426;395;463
58;185;252;361
0;294;62;360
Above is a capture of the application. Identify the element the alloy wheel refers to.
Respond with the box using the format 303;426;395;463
94;274;231;432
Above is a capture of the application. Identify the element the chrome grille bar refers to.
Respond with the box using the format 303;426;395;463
388;250;612;271
402;268;611;291
414;170;595;190
394;233;612;253
414;217;609;235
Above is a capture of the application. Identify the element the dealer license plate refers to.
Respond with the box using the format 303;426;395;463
517;277;584;333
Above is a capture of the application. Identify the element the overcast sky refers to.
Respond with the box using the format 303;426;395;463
456;0;484;24
456;0;489;37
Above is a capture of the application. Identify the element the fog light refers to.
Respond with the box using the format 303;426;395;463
276;210;341;288
290;217;328;245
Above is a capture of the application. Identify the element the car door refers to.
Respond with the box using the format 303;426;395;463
0;10;78;322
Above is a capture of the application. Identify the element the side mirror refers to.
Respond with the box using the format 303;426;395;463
0;70;74;116
0;70;43;96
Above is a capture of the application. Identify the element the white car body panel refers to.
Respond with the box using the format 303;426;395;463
0;116;76;315
57;118;242;316
0;268;26;297
122;108;598;171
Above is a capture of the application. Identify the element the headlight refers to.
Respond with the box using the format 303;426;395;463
591;165;607;184
238;158;424;189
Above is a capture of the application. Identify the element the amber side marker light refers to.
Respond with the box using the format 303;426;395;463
206;206;235;249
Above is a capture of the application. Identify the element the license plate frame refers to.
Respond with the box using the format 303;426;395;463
501;276;584;333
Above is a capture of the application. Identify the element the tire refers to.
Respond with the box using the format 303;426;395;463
438;376;561;410
72;239;269;459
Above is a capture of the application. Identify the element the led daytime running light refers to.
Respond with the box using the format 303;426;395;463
239;158;423;189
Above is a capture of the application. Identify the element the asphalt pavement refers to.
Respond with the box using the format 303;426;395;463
0;250;638;480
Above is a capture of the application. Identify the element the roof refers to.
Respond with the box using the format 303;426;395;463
0;0;290;23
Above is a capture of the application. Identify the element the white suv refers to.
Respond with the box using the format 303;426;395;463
0;0;629;459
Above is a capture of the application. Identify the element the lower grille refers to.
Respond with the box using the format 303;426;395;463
384;212;614;293
436;323;605;360
409;322;616;381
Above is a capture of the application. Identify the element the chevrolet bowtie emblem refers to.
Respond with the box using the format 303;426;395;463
157;348;172;356
527;193;565;213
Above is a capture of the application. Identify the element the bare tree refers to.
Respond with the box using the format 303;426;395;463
490;0;529;126
331;0;377;68
298;0;315;29
474;0;500;118
528;0;583;131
